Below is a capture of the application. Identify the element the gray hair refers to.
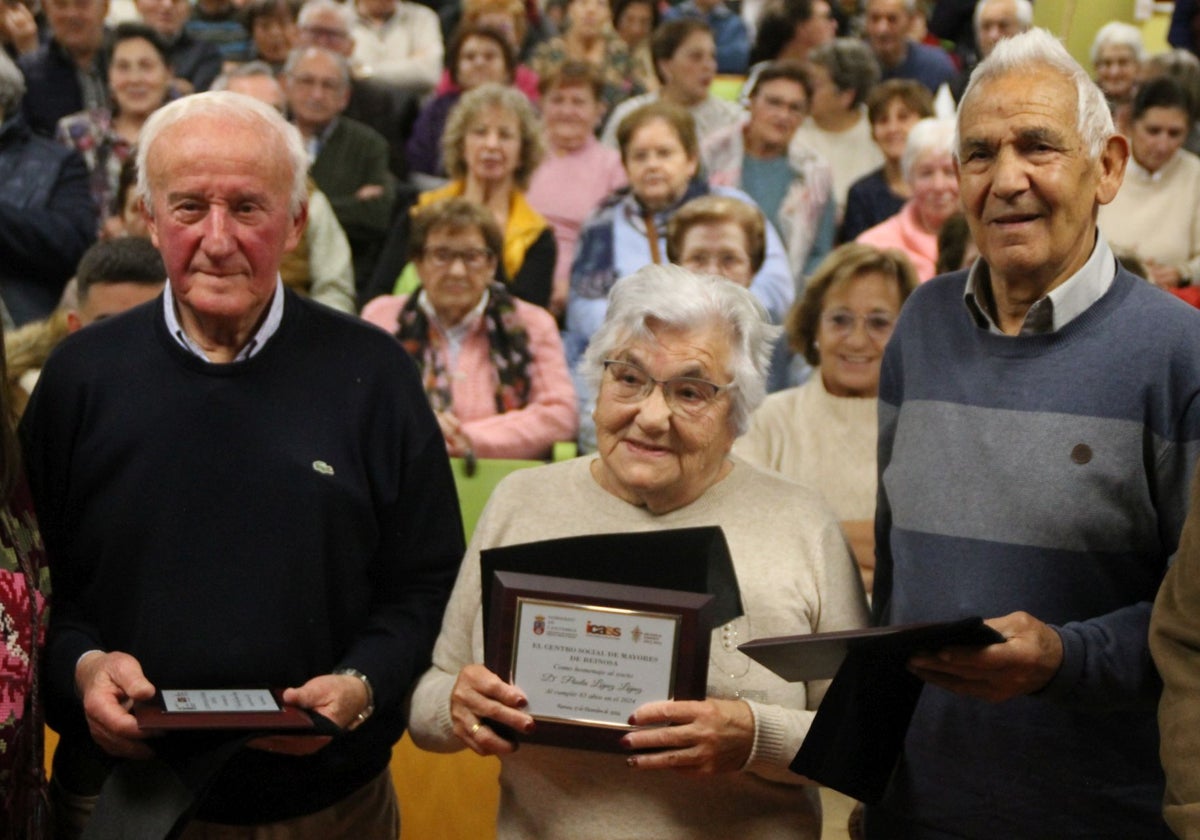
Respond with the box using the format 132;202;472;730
136;91;309;217
902;117;956;183
809;38;881;109
958;28;1114;161
211;59;280;90
283;45;351;88
973;0;1032;37
0;51;25;119
298;0;353;31
581;264;781;436
1089;21;1145;66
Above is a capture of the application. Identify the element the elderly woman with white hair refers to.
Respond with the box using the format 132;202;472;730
855;117;958;281
408;264;868;839
1092;21;1144;122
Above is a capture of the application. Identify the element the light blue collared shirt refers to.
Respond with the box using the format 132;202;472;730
963;230;1116;335
163;277;286;362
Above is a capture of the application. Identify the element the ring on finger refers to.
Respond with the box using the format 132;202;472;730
469;722;481;737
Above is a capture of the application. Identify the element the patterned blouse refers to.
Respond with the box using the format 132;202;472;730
530;32;647;116
0;477;48;839
56;109;135;230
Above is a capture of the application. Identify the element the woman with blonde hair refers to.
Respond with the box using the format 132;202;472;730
735;242;918;593
372;83;556;307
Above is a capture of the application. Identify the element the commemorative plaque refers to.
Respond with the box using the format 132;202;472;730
485;571;714;752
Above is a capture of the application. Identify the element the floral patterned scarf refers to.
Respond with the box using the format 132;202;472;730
395;282;534;415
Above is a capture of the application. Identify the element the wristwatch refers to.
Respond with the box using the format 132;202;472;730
333;667;375;730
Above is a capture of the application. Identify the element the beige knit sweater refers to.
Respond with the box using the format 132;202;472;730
733;377;879;522
408;455;869;839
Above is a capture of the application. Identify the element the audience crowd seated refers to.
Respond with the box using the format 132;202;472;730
661;0;749;75
436;0;541;102
1099;75;1200;293
1;49;94;325
567;102;792;369
839;78;932;242
748;0;837;67
409;265;869;839
373;83;555;309
362;198;576;460
285;44;396;293
526;60;627;316
134;0;221;93
349;0;442;91
703;59;834;281
213;63;358;313
9;3;1200;835
531;0;645;117
18;0;110;137
863;0;954;93
407;23;518;184
612;0;658;91
735;242;916;594
790;37;882;222
1092;20;1144;127
56;23;173;236
602;18;738;146
242;0;300;74
856;116;957;281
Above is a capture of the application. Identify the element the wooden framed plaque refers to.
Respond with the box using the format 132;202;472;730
134;688;338;734
484;571;714;752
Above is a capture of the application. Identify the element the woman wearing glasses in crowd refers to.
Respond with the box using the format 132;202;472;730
409;264;867;838
735;243;917;595
372;83;556;308
362;198;576;460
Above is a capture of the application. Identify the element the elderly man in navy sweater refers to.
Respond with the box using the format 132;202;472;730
866;28;1200;840
21;91;463;837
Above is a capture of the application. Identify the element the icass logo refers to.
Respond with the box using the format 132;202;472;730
586;621;621;638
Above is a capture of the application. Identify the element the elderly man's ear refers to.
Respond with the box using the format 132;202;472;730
1095;133;1130;207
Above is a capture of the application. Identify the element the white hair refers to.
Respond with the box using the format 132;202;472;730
902;117;956;183
973;0;1032;37
1090;21;1145;66
136;90;309;218
581;264;781;436
283;44;351;88
957;27;1114;161
298;0;353;31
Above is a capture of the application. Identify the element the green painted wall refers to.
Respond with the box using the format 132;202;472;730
1031;1;1172;68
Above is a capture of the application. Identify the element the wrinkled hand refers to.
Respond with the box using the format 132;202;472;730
435;411;473;458
1;4;38;54
249;673;367;756
355;184;385;201
621;698;754;775
450;664;532;756
76;651;157;759
907;611;1063;703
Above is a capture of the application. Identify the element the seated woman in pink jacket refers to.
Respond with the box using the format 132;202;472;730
856;118;957;282
362;198;578;460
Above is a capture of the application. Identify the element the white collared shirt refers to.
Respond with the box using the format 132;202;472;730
963;231;1116;335
417;288;489;371
163;277;286;363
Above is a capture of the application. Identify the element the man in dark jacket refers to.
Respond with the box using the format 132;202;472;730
17;0;109;135
0;51;95;323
